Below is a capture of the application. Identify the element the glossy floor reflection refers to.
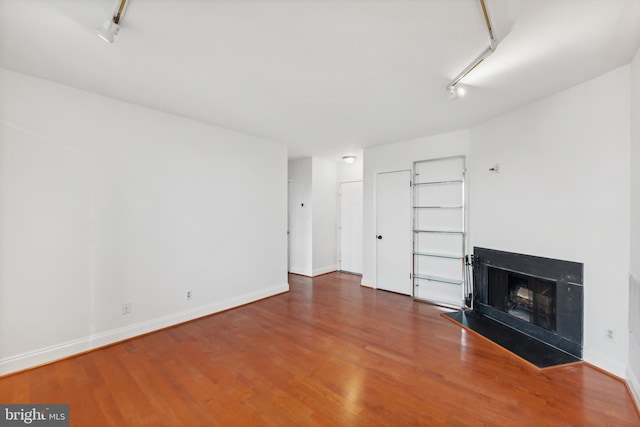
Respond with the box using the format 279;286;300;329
0;272;637;426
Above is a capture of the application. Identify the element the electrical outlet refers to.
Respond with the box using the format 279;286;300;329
606;329;614;341
186;290;192;301
122;302;132;315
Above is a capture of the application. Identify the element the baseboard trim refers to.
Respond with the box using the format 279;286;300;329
582;350;626;379
627;366;640;416
583;361;624;382
312;265;337;277
360;276;375;288
0;283;289;377
288;267;312;276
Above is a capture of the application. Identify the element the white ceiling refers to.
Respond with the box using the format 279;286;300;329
1;0;639;160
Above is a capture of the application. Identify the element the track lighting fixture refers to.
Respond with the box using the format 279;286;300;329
446;0;498;95
96;19;119;43
97;0;128;44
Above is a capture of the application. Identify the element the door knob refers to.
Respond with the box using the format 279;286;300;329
376;235;383;240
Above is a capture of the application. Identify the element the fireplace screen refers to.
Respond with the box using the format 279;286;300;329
487;267;557;332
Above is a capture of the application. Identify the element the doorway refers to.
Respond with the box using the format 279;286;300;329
339;181;363;274
376;170;411;295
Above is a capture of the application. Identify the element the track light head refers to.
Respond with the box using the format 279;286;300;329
448;85;467;99
96;19;119;43
96;0;128;44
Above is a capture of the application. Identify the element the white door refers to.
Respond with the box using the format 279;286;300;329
376;171;412;295
339;181;363;274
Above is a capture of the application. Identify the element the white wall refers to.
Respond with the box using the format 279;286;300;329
632;47;640;289
0;68;288;375
469;65;631;377
311;158;338;276
287;157;338;276
628;47;640;406
288;158;313;276
362;131;471;287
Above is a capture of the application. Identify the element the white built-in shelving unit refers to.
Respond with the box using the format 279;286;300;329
412;156;466;308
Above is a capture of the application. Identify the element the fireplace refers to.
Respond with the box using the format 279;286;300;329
488;268;557;331
474;247;583;358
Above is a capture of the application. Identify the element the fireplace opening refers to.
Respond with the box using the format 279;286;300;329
471;247;583;360
487;268;556;332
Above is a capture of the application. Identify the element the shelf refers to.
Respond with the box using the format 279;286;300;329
414;252;463;260
414;206;463;209
413;180;463;187
413;296;462;310
412;157;467;308
413;274;463;286
413;230;464;235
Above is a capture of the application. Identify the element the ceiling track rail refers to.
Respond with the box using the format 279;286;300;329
114;0;128;25
446;0;497;92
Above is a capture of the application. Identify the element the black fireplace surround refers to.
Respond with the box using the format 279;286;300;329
473;247;584;358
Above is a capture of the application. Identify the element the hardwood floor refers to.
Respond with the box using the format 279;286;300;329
1;272;638;426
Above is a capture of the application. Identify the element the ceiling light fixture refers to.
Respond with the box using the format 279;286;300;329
446;0;498;95
96;20;119;43
449;85;467;98
342;155;357;165
96;0;129;44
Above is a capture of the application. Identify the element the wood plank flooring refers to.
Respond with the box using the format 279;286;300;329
1;272;638;426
